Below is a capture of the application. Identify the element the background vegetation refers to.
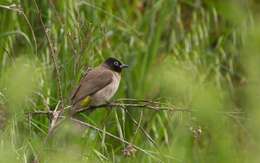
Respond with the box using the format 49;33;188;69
0;0;260;162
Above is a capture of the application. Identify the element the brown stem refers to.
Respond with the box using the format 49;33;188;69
32;0;65;142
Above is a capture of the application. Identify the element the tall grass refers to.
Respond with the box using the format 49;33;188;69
0;0;260;162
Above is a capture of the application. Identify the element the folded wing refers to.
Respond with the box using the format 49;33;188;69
71;68;113;106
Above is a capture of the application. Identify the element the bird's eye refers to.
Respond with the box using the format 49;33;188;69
114;61;119;65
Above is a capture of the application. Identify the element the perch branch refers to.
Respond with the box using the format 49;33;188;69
75;100;191;114
28;99;191;143
28;99;191;117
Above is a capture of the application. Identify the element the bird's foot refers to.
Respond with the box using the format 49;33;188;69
105;101;113;109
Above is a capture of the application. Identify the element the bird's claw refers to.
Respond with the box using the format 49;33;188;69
105;101;113;109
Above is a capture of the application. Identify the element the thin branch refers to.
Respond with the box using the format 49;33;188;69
28;99;191;117
32;0;65;142
27;99;190;142
32;0;63;107
75;101;191;114
116;98;161;103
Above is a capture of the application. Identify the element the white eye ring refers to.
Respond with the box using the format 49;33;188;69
114;61;119;65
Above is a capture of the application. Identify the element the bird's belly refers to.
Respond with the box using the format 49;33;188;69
90;74;120;106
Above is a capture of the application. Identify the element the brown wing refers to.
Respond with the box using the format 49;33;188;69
71;67;113;105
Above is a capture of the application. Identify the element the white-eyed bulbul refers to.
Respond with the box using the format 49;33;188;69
70;57;128;113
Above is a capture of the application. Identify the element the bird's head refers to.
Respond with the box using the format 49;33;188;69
103;57;128;73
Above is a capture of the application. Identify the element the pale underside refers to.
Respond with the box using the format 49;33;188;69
90;72;121;106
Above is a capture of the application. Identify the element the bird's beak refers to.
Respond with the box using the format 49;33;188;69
120;64;129;68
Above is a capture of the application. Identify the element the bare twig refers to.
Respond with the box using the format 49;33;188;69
32;0;65;142
75;101;191;114
116;98;161;104
28;99;190;142
28;99;191;117
32;0;63;107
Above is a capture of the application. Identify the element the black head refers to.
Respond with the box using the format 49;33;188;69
103;57;128;73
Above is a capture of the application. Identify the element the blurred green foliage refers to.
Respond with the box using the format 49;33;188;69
0;0;260;162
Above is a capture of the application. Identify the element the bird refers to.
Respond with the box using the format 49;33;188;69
70;57;128;114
